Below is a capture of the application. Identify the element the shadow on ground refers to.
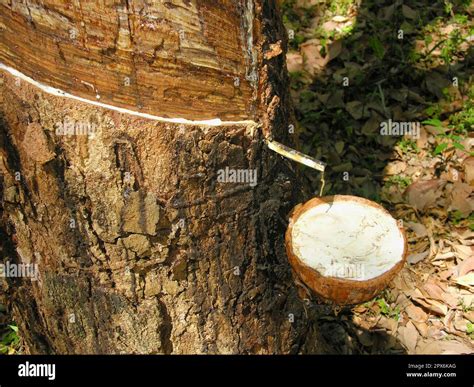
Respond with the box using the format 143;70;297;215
282;0;473;353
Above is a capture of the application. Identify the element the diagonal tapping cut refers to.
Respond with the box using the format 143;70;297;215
0;63;258;127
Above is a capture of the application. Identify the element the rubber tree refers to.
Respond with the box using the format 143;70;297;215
0;0;326;354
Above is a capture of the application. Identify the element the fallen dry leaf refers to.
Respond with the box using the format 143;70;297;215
379;4;396;20
411;288;448;316
301;39;326;75
395;293;411;309
326;90;345;109
352;304;367;314
326;40;342;62
455;257;474;277
453;244;473;261
416;126;429;150
426;322;447;340
439;268;454;281
397;321;419;353
444;292;462;309
381;184;404;204
376;315;398;333
345;100;366;120
412;321;429;337
448;181;473;217
455;273;474;288
437;340;474;354
321;20;339;33
452;229;474;244
421;279;458;308
440;168;464;184
433;251;456;261
407;251;429;265
316;92;329;104
454;291;474;310
453;314;469;332
404;179;446;212
417;339;441;354
463;311;474;323
392;270;417;294
422;278;446;300
402;5;418;19
362;112;383;135
417;339;474;354
406;221;428;237
407;90;428;105
425;72;452;99
286;52;304;73
384;161;407;176
405;303;428;323
444;310;456;332
463;156;474;185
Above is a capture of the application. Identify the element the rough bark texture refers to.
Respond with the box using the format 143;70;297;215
0;0;327;354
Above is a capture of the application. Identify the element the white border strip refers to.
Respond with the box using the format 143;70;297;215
0;62;257;127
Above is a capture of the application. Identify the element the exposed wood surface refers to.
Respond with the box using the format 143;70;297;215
0;0;257;120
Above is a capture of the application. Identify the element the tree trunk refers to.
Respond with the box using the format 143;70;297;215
0;0;325;354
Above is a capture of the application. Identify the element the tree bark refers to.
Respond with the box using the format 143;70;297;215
0;0;325;354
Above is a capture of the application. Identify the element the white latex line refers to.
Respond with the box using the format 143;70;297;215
267;139;326;172
0;62;257;127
